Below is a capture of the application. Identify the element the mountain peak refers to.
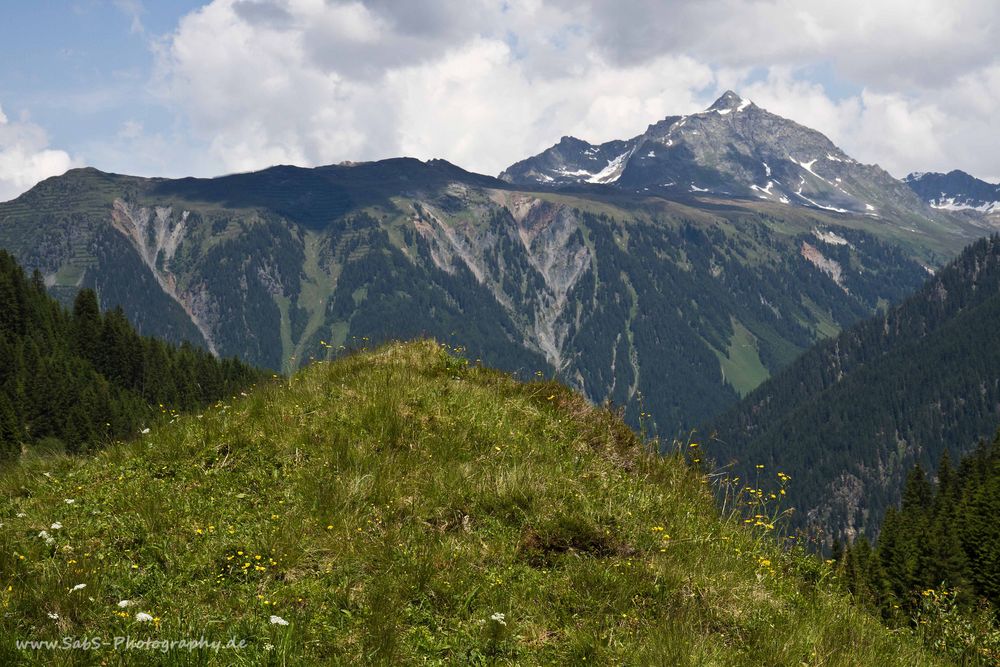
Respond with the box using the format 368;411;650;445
708;90;751;112
498;91;945;221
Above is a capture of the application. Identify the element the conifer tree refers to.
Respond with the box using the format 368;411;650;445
72;289;103;366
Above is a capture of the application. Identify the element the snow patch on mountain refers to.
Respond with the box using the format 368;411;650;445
587;150;631;184
556;167;593;178
794;191;849;214
930;197;1000;213
812;228;850;246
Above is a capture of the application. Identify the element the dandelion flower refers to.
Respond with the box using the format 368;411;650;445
70;584;86;593
135;612;153;622
269;615;290;626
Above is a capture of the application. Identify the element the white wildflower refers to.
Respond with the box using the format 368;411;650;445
117;599;133;608
47;612;59;620
489;612;507;626
42;472;52;478
50;522;62;530
70;584;86;593
135;612;153;622
269;615;289;626
263;643;274;651
16;512;26;518
64;499;75;505
38;530;50;540
140;428;151;434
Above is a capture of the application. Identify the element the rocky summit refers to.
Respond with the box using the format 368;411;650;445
501;91;940;222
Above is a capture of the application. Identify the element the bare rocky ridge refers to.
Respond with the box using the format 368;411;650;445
111;199;219;354
414;192;591;372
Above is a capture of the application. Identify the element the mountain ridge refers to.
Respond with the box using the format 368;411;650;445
905;169;1000;217
500;91;943;225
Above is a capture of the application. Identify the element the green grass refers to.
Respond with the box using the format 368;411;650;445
0;341;942;665
800;296;841;339
716;319;771;397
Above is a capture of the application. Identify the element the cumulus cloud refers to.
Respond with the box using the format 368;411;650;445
558;0;1000;90
157;0;714;175
149;0;1000;181
739;66;1000;179
0;105;75;202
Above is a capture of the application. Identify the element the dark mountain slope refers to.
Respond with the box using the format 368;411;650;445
707;235;1000;543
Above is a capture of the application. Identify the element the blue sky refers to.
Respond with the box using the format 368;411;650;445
1;1;998;200
0;2;196;150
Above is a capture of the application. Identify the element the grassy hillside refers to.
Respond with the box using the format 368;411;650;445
0;341;940;665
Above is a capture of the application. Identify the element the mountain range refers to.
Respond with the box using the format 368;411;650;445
503;92;960;226
0;92;993;436
905;169;1000;221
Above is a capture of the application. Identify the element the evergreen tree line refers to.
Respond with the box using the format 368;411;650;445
837;432;1000;622
0;250;261;460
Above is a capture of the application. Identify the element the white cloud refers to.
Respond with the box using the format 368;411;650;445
156;0;715;176
559;0;1000;90
0;105;76;202
740;68;1000;179
150;0;1000;182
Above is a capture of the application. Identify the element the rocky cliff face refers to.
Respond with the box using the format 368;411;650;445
110;199;218;354
414;192;591;371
